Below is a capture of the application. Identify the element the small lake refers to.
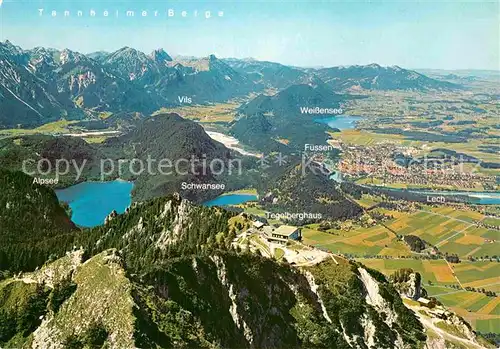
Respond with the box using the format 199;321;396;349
56;180;133;228
314;115;363;130
204;193;258;207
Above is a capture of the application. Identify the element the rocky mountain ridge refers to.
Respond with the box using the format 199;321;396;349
0;41;255;128
223;58;460;92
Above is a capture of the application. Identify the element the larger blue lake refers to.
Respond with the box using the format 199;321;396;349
56;180;134;228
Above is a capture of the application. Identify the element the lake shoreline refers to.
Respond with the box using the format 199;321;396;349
55;180;134;228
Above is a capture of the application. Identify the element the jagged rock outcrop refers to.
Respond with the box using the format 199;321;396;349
31;250;136;349
390;268;422;300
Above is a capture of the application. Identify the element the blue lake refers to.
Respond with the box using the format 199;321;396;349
314;115;363;130
204;194;258;207
56;180;134;228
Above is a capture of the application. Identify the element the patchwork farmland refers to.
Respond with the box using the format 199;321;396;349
302;224;411;257
302;203;499;336
380;206;499;258
359;258;500;335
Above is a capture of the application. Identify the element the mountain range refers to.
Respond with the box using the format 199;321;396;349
314;64;459;91
0;40;459;129
222;59;460;91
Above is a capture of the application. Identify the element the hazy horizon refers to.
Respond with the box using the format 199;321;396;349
0;0;498;70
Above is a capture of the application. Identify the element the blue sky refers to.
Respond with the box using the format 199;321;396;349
0;0;498;70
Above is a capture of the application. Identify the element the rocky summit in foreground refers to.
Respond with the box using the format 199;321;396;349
1;249;424;348
1;248;492;349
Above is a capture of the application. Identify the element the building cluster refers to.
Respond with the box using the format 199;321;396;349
337;143;496;189
252;221;302;245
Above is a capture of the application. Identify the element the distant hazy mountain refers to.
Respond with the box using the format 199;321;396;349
224;58;459;92
315;64;460;91
102;46;165;86
238;77;345;117
86;51;109;62
149;48;173;64
222;58;309;88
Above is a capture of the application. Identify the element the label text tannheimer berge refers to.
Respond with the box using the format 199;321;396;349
38;8;224;19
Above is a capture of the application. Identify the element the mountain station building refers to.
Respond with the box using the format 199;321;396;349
265;225;301;244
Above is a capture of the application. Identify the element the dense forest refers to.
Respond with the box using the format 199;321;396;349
0;114;261;204
0;169;236;274
0;170;79;271
259;160;363;223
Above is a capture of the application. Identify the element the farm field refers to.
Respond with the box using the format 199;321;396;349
354;194;384;209
302;204;499;260
154;102;239;123
384;210;471;246
427;206;486;224
332;129;404;146
438;291;499;334
438;226;499;259
358;258;458;286
0;119;79;139
356;179;490;192
358;259;499;291
483;216;500;227
302;224;411;257
380;206;499;258
451;262;500;293
447;295;500;335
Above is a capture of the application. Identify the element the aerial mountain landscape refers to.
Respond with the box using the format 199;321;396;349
0;37;499;348
0;0;499;348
